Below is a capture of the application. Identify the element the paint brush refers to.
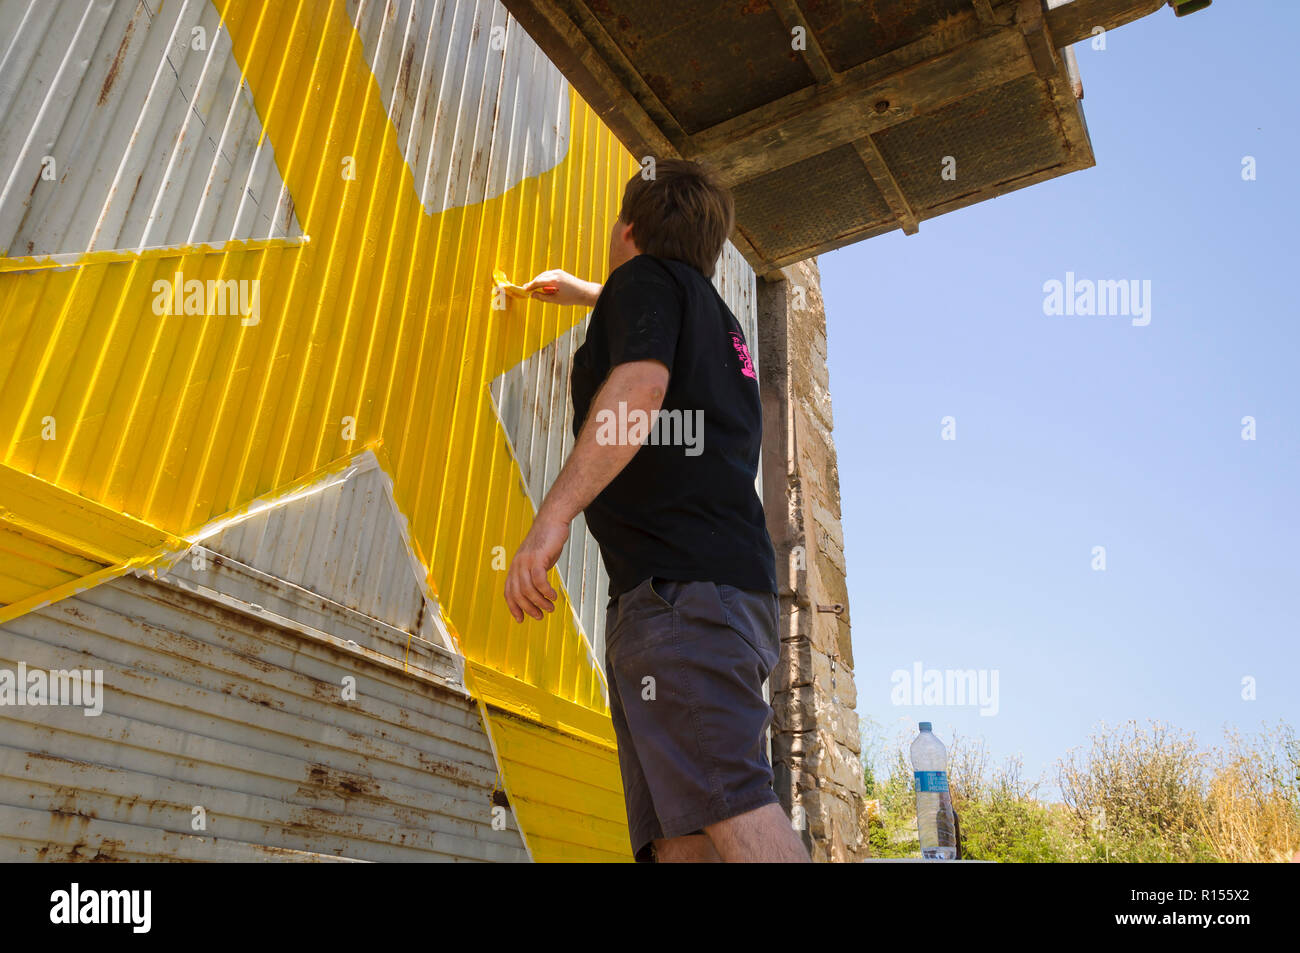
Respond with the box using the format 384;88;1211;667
493;268;557;298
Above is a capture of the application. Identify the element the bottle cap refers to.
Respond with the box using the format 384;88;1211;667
919;721;932;731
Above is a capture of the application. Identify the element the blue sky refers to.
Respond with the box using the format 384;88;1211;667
820;1;1298;794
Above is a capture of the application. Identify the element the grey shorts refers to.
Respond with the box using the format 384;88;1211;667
603;576;781;863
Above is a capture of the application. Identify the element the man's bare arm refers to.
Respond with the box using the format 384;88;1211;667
521;269;601;307
504;359;669;622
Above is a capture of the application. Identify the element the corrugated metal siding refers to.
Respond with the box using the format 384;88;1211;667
0;568;527;861
0;465;174;612
715;239;760;377
488;709;626;862
0;0;303;258
0;0;629;726
345;0;568;215
199;451;457;660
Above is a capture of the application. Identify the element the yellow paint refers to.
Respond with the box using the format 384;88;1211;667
488;710;631;862
492;268;533;298
0;465;182;615
0;237;310;274
0;0;638;859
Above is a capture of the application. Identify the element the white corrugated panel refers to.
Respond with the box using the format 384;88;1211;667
345;0;568;215
197;452;458;665
0;563;527;862
715;239;760;378
0;0;302;257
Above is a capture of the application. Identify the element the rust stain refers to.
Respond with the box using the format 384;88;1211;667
99;15;138;106
415;752;479;784
645;73;672;102
127;171;144;208
302;763;381;799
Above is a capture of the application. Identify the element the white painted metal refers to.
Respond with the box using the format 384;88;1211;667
345;0;569;215
196;452;460;669
0;0;303;258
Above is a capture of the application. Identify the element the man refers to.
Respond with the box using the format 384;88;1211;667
503;159;809;863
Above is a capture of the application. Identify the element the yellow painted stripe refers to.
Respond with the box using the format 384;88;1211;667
488;710;631;862
0;237;310;274
0;465;175;563
468;660;615;749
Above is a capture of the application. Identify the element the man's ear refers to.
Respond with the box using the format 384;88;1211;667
622;220;640;251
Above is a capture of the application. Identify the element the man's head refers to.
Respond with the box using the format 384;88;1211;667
608;159;735;278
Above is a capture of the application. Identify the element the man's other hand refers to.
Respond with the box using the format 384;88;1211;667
504;516;568;622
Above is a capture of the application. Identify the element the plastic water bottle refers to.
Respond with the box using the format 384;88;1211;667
911;721;957;859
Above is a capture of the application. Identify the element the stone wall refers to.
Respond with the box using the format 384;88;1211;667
757;258;867;863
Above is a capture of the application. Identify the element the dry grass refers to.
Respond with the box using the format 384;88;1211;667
862;718;1300;862
1195;724;1300;862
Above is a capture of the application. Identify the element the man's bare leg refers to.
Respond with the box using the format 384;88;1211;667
705;802;811;862
651;833;722;862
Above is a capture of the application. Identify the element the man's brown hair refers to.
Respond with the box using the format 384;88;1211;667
618;158;734;278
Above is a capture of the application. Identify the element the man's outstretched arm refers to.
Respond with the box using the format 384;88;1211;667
522;269;602;307
504;359;668;623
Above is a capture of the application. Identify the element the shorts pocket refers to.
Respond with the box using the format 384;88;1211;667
606;578;676;663
717;586;780;676
647;577;679;611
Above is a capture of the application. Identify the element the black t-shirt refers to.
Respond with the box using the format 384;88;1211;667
570;254;777;598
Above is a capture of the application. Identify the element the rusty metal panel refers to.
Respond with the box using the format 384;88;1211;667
733;145;894;266
872;73;1068;212
0;0;303;258
801;0;974;73
0;566;527;861
580;0;815;135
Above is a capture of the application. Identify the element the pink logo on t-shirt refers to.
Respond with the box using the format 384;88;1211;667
730;332;756;379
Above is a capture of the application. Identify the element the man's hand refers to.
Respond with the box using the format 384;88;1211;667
502;359;668;623
504;515;569;622
522;269;601;307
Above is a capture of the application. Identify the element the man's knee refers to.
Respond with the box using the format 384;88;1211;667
705;801;811;863
651;833;721;863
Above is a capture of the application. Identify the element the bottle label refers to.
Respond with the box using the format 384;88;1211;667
914;770;949;793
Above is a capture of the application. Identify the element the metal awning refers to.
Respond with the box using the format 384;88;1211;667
502;0;1209;277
